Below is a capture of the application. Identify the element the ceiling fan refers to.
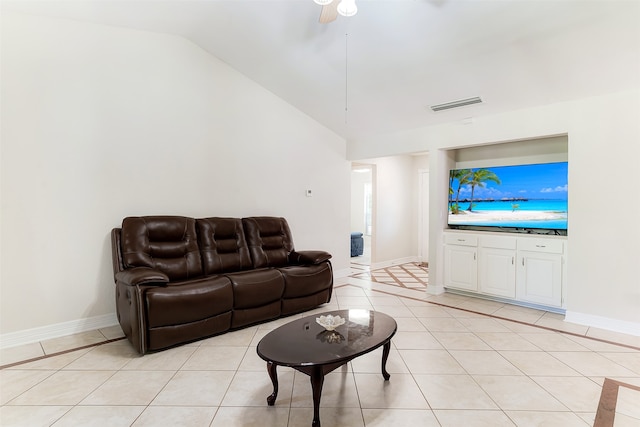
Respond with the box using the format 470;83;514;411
315;0;358;24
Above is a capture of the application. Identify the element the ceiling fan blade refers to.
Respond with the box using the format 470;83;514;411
319;1;339;24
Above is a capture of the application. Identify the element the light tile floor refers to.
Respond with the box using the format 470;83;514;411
1;268;640;426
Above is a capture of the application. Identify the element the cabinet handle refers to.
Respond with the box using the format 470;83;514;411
512;257;514;265
522;258;525;266
457;239;466;242
535;244;546;248
474;252;476;261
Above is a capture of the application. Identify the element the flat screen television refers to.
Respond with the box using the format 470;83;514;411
448;161;568;235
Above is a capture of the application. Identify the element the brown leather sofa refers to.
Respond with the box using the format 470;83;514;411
111;216;333;354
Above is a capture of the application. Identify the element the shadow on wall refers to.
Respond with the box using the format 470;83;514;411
83;232;119;324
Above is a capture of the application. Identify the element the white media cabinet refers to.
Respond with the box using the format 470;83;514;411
443;230;567;312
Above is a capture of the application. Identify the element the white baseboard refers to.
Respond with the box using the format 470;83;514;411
0;313;119;350
564;311;640;337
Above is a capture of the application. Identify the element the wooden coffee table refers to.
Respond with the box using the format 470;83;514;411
256;309;397;427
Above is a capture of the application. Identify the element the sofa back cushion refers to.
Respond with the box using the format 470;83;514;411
196;217;252;275
242;217;294;268
120;216;202;281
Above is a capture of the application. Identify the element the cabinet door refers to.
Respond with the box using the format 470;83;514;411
479;247;516;298
516;251;563;307
444;245;477;291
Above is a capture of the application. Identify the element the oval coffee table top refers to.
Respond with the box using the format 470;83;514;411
257;309;397;367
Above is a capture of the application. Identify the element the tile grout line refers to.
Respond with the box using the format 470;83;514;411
0;337;127;370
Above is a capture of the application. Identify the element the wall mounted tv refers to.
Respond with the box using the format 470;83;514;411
448;161;568;235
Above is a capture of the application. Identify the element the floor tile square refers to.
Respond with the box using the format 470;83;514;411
473;332;541;351
408;305;452;318
431;332;492;350
531;376;602;412
498;350;580;376
151;370;234;406
394;317;427;332
398;349;466;375
81;370;175;405
550;351;637;377
289;407;365;427
222;370;293;407
52;405;145;427
392;331;443;350
362;408;440;426
519;332;591;352
616;383;640;420
133;406;216;427
210;406;290;427
181;346;247;371
0;405;72;427
414;374;498;410
473;375;567;411
449;350;522;375
62;342;139;370
418;317;468;332
505;410;591;426
350;347;409;374
1;369;55;405
458;317;512;333
354;373;429;409
9;370;114;405
122;345;196;371
433;409;516;426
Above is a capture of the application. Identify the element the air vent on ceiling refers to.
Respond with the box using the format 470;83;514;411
430;97;483;112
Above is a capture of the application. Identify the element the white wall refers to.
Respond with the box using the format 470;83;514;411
0;12;350;342
347;89;640;333
350;167;370;235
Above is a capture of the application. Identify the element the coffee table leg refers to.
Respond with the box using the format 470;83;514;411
266;361;279;406
381;340;391;380
310;366;324;427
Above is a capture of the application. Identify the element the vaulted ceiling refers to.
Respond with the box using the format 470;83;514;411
3;0;639;142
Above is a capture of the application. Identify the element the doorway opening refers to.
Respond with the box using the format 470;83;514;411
351;163;374;266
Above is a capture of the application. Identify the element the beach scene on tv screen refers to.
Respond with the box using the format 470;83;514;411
448;162;568;230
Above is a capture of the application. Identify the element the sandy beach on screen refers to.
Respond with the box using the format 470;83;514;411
448;210;566;223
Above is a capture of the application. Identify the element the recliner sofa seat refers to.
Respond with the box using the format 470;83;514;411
111;216;333;354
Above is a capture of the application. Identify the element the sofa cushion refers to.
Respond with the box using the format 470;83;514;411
197;217;252;275
121;216;202;281
226;269;285;309
278;263;333;298
243;217;294;268
145;275;232;328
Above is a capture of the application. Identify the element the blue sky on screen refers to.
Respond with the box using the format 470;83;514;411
452;162;568;200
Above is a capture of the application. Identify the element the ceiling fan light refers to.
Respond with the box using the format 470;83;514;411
313;0;333;5
337;0;357;17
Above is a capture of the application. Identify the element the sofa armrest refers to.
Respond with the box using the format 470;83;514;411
115;267;170;286
289;250;332;265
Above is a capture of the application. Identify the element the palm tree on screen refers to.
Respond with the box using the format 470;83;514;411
467;168;501;212
449;169;472;214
